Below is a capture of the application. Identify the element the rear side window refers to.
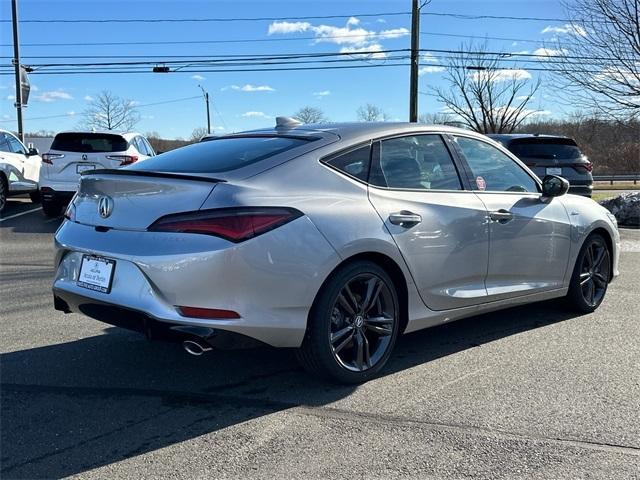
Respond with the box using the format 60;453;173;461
51;133;128;153
325;145;371;182
508;140;582;160
0;133;13;153
129;136;315;173
370;134;462;190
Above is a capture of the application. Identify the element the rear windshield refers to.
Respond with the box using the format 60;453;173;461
128;135;315;173
508;139;582;160
51;133;128;153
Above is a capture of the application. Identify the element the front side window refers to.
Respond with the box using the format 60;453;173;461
6;134;26;155
0;133;11;153
370;134;462;190
454;136;539;193
325;145;371;182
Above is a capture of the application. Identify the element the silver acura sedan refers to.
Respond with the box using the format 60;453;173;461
52;120;620;383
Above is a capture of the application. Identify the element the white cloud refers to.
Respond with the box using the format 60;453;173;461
268;21;311;34
512;50;530;55
541;24;587;37
230;84;275;92
30;85;39;92
419;66;445;75
33;90;73;102
471;69;532;82
533;47;566;57
346;17;360;26
6;94;15;101
66;111;76;116
191;74;205;81
83;95;94;101
378;28;409;39
241;111;271;118
313;90;331;98
516;95;535;101
128;100;140;106
340;43;386;59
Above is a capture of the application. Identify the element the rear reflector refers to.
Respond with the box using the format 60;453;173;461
148;207;303;242
177;306;240;319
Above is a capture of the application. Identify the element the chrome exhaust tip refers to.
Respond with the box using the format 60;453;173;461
182;340;213;356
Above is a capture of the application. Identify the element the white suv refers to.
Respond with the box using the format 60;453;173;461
40;131;155;216
0;129;41;214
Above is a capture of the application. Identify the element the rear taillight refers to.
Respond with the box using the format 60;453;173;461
106;154;138;166
573;161;593;172
148;207;303;242
42;153;64;164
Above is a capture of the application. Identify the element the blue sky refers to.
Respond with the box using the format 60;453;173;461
1;0;575;139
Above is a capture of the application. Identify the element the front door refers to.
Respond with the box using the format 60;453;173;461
451;135;571;300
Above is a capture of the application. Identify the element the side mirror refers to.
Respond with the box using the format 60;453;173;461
541;175;569;198
28;147;39;156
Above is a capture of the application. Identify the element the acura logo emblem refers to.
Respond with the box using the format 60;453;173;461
82;154;88;161
98;196;114;218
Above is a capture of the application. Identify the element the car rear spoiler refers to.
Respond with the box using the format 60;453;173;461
81;169;226;184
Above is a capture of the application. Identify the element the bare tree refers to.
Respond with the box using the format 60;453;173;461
431;42;542;133
356;104;388;121
190;127;209;141
82;90;141;131
546;0;640;119
418;112;457;125
292;106;327;124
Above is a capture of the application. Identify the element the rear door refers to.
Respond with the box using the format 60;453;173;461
451;135;571;300
367;133;489;310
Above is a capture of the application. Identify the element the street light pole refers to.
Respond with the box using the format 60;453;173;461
11;0;24;141
198;85;211;134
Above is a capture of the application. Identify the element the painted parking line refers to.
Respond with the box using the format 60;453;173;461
0;207;43;223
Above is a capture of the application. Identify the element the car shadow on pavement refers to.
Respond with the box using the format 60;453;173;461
1;298;582;478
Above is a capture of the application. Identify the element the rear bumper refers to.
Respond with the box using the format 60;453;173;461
53;289;263;349
40;187;75;204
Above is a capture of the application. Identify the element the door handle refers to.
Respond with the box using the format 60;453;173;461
389;211;422;227
489;209;514;223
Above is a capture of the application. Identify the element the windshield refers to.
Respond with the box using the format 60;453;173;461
51;133;128;153
508;141;582;160
128;135;316;173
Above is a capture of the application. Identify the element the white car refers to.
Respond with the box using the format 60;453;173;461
0;129;41;213
40;131;156;216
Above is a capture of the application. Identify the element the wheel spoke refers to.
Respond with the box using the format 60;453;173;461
354;331;364;370
365;316;393;336
593;246;605;269
586;279;595;304
593;272;608;287
344;283;360;312
580;273;591;286
333;329;355;354
337;293;356;316
362;332;372;368
331;325;354;346
362;277;383;314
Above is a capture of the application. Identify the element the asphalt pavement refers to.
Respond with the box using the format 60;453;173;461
1;197;639;479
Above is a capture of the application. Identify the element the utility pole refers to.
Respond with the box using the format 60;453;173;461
198;85;211;134
11;0;24;141
409;0;420;123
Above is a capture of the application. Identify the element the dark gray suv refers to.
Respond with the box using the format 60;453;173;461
487;134;593;197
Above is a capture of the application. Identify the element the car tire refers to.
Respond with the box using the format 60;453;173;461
42;199;63;217
566;233;611;313
0;174;7;214
296;260;401;384
29;190;41;204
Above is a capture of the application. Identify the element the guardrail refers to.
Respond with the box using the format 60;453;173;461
593;174;640;185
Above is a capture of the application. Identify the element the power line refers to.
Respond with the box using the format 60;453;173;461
420;11;585;23
0;11;411;24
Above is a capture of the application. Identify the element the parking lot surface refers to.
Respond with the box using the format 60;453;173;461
1;197;639;479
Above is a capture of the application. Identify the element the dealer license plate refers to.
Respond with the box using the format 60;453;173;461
77;255;115;294
546;167;562;175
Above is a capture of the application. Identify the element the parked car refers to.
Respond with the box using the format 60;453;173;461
52;120;619;383
0;129;41;213
40;131;156;216
486;134;593;197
